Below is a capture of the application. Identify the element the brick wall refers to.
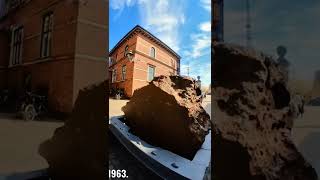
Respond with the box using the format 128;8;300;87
73;0;108;103
131;33;178;95
109;30;180;97
110;34;137;97
0;0;79;113
111;58;134;97
136;35;179;72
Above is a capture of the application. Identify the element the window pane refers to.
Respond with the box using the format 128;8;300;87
122;66;126;80
44;16;49;32
10;27;23;65
41;13;53;58
148;66;155;81
13;30;18;44
47;32;51;56
124;45;128;57
41;34;48;57
49;14;53;30
112;70;117;82
150;47;155;58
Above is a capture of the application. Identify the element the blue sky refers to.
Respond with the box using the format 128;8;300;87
224;0;320;90
109;0;211;87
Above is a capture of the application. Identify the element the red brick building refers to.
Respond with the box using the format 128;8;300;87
0;0;107;113
109;25;181;97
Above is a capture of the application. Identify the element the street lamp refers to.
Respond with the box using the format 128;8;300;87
126;50;134;62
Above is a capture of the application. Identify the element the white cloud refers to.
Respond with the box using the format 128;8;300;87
110;0;185;52
110;0;136;10
199;21;211;32
180;64;189;76
110;0;137;20
137;0;185;52
185;33;211;58
200;0;211;12
182;21;211;59
180;61;211;86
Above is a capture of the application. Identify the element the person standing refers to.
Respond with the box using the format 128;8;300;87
276;46;290;84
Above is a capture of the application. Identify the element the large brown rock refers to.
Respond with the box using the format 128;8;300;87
38;81;108;180
212;43;318;180
122;75;211;160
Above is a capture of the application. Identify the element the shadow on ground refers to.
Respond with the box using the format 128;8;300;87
109;131;161;180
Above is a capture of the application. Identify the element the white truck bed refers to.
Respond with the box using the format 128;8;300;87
109;116;211;180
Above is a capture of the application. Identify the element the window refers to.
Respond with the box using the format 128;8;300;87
112;69;117;83
150;47;155;58
108;57;113;67
10;26;24;66
171;59;175;68
147;65;155;81
124;45;129;57
121;65;126;81
8;0;24;10
41;12;53;58
115;54;118;61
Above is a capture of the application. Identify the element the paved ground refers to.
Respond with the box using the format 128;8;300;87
292;106;320;176
109;96;212;179
109;99;129;117
0;97;316;179
0;114;63;175
109;98;159;180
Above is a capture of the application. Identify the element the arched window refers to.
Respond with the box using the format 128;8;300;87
150;47;155;58
124;45;129;57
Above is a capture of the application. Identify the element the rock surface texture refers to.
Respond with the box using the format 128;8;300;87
212;43;318;180
122;75;211;160
39;81;108;179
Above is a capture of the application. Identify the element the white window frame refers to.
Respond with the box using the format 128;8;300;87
124;45;129;57
108;57;112;67
147;65;155;82
121;65;126;81
40;12;53;58
112;69;117;83
150;47;156;58
9;25;24;66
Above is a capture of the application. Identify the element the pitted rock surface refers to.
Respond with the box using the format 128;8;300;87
122;75;211;160
212;43;318;180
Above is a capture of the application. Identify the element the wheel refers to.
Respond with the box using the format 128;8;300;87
15;102;25;118
23;104;37;121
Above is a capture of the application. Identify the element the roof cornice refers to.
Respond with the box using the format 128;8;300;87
109;25;180;59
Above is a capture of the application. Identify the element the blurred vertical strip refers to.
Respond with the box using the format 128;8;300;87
0;0;5;19
213;0;223;42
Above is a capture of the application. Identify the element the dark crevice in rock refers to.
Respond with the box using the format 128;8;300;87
271;121;286;130
213;135;265;180
271;83;290;109
264;59;272;89
213;46;265;90
217;92;243;116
